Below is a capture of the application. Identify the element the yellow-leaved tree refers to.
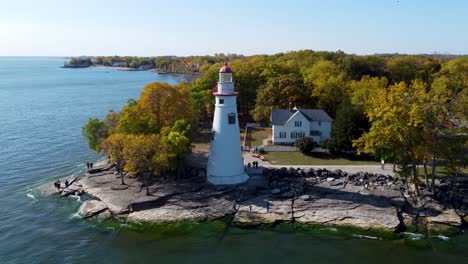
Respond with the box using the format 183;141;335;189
353;81;427;195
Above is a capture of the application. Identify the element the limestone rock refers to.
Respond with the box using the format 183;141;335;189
78;200;108;218
293;196;401;231
96;209;112;220
426;209;462;233
128;197;234;223
233;197;293;225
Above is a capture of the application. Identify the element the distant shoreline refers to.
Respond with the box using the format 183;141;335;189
62;64;201;76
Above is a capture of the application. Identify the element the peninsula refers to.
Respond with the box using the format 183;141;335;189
44;50;466;238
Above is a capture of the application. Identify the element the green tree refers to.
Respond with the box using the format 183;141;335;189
327;98;367;153
82;118;108;152
252;73;311;122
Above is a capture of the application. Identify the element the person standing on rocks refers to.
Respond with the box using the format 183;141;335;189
90;162;93;169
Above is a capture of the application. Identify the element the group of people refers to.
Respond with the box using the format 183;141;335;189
54;179;69;190
247;161;260;169
86;162;94;170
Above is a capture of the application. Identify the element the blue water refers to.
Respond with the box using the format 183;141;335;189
0;57;467;264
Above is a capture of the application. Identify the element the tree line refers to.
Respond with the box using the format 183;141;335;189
66;54;244;72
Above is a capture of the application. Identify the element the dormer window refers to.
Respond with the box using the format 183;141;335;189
295;121;302;127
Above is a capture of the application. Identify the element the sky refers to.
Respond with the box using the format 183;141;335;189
0;0;467;56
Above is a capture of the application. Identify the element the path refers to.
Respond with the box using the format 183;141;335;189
243;152;394;176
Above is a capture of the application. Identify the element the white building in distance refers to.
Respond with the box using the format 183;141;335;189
207;63;249;185
271;108;333;144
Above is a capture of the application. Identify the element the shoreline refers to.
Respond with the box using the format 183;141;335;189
36;159;468;237
62;64;201;75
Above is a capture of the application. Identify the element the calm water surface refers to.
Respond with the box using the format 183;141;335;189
0;58;466;264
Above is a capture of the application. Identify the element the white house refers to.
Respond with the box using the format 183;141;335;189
271;108;333;145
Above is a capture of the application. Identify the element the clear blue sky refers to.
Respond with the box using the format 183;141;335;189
0;0;466;56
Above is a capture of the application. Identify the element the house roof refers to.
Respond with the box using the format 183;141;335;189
271;109;333;125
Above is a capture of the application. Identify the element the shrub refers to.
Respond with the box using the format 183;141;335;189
295;137;316;154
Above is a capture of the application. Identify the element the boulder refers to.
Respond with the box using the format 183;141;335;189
78;200;108;218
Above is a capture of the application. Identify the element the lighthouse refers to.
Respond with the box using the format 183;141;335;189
207;63;249;185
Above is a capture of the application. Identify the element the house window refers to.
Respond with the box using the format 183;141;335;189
310;130;321;136
228;113;236;124
295;121;302;127
279;132;286;138
218;98;224;104
298;131;305;138
291;131;297;139
318;121;321;126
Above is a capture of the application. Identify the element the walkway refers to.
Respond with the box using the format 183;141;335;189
243;152;394;176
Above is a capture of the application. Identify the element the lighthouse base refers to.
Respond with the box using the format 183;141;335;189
207;172;249;185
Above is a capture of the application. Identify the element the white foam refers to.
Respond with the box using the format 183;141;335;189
70;211;82;219
26;192;37;201
403;232;424;240
69;194;82;203
352;234;382;240
433;235;450;241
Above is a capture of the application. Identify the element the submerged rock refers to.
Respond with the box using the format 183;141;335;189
78;200;108;218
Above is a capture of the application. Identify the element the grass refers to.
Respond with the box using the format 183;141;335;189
264;151;379;166
244;127;272;147
417;166;468;178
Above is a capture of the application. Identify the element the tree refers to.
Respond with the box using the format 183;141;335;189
123;134;170;196
252;73;311;122
353;81;428;195
327;97;367;153
304;60;349;117
295;137;316;154
139;82;193;131
102;133;128;185
117;101;155;134
82;118;108;152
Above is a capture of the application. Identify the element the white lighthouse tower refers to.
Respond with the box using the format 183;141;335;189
207;63;249;185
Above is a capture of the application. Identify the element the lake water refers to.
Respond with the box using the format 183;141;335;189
0;57;466;264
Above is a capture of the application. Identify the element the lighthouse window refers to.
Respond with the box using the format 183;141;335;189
218;98;224;104
228;113;236;124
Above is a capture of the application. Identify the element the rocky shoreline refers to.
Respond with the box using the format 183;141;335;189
37;159;468;236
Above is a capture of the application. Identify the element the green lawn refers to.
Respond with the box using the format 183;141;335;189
417;166;468;178
244;127;271;147
264;151;379;166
